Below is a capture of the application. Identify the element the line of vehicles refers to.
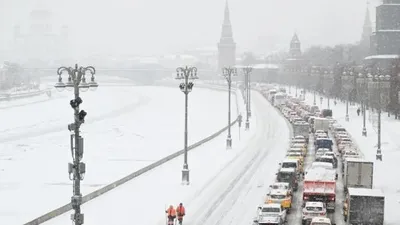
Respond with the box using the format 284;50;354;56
252;84;385;225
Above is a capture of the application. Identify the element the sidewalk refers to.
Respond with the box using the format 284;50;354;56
302;91;400;224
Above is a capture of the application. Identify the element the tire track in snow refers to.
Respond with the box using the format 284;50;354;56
183;93;275;225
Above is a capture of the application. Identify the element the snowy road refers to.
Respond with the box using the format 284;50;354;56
44;90;291;225
1;84;237;225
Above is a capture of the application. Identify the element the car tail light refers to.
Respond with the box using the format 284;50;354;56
303;196;309;200
303;212;308;215
320;212;326;216
329;196;335;201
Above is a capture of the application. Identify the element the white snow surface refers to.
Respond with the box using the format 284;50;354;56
304;91;400;225
0;85;238;225
43;90;290;225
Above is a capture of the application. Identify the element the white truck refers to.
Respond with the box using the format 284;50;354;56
273;93;287;107
293;121;310;142
343;158;373;192
313;118;330;133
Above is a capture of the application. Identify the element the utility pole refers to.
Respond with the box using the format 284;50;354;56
222;66;237;148
54;64;98;225
176;66;198;185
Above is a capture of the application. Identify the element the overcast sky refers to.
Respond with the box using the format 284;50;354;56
0;0;381;56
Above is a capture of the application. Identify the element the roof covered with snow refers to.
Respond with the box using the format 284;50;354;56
348;188;384;197
345;158;372;163
364;54;399;60
305;167;336;181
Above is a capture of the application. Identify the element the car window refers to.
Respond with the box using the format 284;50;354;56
261;207;280;213
270;195;286;199
306;206;323;211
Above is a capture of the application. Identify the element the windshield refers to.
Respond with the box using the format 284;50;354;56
281;162;297;168
315;158;333;164
270;195;286;199
305;206;323;211
277;172;292;181
271;184;288;190
261;207;280;213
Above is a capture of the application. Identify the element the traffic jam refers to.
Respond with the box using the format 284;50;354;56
252;84;385;225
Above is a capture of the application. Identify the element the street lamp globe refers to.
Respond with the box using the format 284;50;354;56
65;77;74;91
88;77;99;91
55;80;66;92
78;79;90;92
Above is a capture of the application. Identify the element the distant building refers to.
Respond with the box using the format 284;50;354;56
370;0;400;55
217;1;236;73
283;33;306;71
12;6;69;67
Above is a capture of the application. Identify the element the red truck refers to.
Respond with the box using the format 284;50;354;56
303;168;336;212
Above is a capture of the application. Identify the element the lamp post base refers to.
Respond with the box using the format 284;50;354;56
181;168;190;185
226;137;232;149
362;128;367;137
245;120;250;130
345;115;349;121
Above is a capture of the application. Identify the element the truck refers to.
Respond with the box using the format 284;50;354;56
303;167;336;212
273;93;286;107
313;118;330;133
293;121;310;142
343;158;373;193
343;188;385;225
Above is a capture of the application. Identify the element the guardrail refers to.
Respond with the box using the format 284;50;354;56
0;89;50;101
24;84;241;225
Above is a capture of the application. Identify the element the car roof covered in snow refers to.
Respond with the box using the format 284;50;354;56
311;217;331;223
272;182;290;186
270;189;287;195
348;188;384;197
310;162;333;169
282;158;298;163
262;203;281;208
279;167;296;173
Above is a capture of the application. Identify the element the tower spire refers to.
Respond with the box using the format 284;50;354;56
360;2;372;48
217;0;236;72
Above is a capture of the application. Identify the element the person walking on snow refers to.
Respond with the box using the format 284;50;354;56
357;108;361;116
176;203;186;225
165;205;176;225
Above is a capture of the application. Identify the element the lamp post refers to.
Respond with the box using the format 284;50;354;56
369;74;390;161
248;70;252;118
357;72;370;136
242;66;252;130
223;67;237;148
54;64;98;225
342;71;354;122
176;66;198;185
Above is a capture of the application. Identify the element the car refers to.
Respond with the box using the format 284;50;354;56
302;201;327;225
257;203;287;222
323;152;338;168
309;162;333;170
265;189;292;212
276;168;299;191
291;143;307;155
280;158;303;174
286;152;304;165
294;135;306;141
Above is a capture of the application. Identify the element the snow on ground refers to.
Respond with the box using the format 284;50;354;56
302;90;400;225
0;85;237;225
44;90;290;225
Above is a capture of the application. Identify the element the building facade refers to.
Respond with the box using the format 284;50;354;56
217;1;236;73
12;6;69;67
370;0;400;55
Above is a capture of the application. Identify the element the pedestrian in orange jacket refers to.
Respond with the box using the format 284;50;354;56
176;203;186;225
165;205;176;225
